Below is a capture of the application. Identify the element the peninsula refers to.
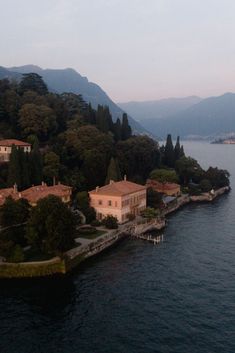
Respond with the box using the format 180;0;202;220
0;74;230;278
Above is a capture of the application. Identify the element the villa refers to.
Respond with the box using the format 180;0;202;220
89;178;146;223
0;183;72;207
0;139;31;162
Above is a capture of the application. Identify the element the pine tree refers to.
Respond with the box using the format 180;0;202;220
121;113;132;140
164;134;175;168
105;158;122;184
19;73;48;95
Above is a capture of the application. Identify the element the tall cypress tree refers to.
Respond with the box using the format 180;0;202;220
121;113;132;140
164;134;175;168
105;158;122;184
29;138;43;185
114;118;122;141
19;149;30;189
174;136;181;163
7;145;21;187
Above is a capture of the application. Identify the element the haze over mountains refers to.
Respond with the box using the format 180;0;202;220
0;65;146;134
119;94;235;139
1;65;235;139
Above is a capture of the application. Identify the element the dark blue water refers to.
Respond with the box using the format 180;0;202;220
1;142;235;353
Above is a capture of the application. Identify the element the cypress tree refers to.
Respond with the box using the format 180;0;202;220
180;145;185;158
19;149;30;189
105;158;122;184
114;118;122;141
174;136;181;162
121;113;132;140
29;138;43;185
7;145;21;187
164;134;175;168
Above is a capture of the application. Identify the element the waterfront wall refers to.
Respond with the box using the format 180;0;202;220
0;257;65;278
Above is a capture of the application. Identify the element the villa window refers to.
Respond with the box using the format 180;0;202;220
108;200;112;206
115;201;117;207
98;200;102;205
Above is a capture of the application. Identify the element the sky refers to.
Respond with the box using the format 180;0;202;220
1;0;235;102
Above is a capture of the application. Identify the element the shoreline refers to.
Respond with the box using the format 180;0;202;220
0;186;230;279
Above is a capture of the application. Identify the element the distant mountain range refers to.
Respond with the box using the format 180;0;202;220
0;65;147;134
119;94;235;139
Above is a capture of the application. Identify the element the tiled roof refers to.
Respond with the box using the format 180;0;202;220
0;139;31;147
21;184;72;204
0;184;72;206
0;188;19;206
89;180;146;196
146;179;180;191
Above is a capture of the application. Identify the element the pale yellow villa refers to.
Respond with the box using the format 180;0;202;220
89;178;147;223
0;139;31;162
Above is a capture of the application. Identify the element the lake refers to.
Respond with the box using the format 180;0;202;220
0;141;235;353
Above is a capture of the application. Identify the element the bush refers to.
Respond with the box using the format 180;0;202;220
90;220;101;227
7;245;24;263
102;215;118;229
140;207;158;220
199;179;212;193
127;213;135;221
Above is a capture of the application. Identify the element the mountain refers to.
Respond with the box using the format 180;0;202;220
0;65;146;134
119;94;235;139
118;96;202;122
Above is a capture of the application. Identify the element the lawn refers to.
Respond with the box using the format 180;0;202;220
76;229;107;239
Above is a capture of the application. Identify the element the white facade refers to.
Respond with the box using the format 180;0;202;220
0;142;31;162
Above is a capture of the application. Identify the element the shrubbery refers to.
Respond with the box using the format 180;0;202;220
102;215;118;229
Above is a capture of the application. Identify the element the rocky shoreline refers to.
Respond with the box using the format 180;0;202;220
0;186;230;279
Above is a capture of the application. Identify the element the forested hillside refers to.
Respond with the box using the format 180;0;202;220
0;74;162;191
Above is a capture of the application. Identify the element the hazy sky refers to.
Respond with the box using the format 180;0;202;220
1;0;235;102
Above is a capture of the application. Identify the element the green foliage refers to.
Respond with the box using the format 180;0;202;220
164;134;175;168
140;207;158;220
175;156;203;185
19;103;57;140
7;145;21;187
19;73;48;95
75;191;96;224
26;195;75;254
7;244;24;263
150;168;179;183
147;188;163;209
116;135;160;182
43;151;60;183
199;179;212;192
121;113;132;140
204;167;230;188
0;197;31;227
102;215;118;229
105;157;122;184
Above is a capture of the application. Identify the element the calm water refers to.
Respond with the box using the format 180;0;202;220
1;142;235;353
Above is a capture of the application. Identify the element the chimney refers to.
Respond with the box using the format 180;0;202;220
124;175;127;181
96;186;99;193
19;192;22;198
109;180;114;184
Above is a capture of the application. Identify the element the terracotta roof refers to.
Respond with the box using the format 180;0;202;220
21;184;72;204
89;180;146;197
146;180;180;191
0;139;31;147
0;188;19;206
